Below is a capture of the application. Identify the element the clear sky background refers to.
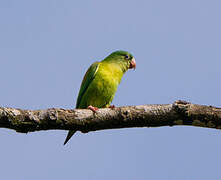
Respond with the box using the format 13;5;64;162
0;0;221;179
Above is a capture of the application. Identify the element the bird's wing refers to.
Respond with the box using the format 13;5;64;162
64;62;100;145
76;61;100;108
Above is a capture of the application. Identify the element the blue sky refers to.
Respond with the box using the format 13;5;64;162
0;0;221;179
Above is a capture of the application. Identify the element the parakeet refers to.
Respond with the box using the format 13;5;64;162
64;50;136;145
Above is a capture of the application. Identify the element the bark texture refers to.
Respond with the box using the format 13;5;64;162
0;100;221;133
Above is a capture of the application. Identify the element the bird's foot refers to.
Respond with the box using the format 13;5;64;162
109;105;115;109
87;105;98;113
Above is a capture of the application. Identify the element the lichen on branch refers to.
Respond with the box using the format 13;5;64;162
0;100;221;133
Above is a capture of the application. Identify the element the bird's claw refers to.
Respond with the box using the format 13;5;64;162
87;105;98;113
109;105;115;109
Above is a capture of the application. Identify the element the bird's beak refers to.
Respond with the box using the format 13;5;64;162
129;58;136;70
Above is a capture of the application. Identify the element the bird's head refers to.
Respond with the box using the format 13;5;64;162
103;50;136;72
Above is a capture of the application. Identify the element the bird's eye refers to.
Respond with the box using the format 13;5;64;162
125;55;130;60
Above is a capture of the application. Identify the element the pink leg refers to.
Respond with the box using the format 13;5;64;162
109;105;115;109
87;105;99;113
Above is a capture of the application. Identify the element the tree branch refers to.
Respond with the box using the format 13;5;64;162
0;100;221;133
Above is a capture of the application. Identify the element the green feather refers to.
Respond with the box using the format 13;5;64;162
76;62;100;108
63;62;99;145
64;50;135;145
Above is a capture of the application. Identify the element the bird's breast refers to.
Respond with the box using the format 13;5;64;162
84;64;123;108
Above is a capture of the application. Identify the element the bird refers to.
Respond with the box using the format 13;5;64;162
64;50;136;145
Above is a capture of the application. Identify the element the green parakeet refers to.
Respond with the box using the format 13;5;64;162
64;50;136;145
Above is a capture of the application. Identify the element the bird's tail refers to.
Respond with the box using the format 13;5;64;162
63;130;76;145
